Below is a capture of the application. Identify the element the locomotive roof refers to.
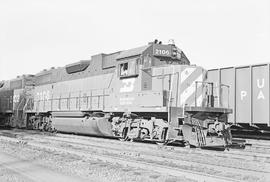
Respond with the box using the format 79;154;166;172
116;45;150;60
3;41;191;87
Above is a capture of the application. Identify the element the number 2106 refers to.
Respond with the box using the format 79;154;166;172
155;49;170;55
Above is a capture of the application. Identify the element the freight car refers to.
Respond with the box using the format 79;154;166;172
207;63;270;136
2;40;234;148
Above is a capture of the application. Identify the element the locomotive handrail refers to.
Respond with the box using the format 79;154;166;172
33;89;166;113
194;81;230;108
34;89;110;111
168;65;178;123
23;98;29;111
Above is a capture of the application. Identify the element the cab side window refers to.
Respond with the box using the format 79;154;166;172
119;60;138;78
120;63;129;76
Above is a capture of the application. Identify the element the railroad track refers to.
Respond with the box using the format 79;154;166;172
34;133;270;164
2;129;270;163
2;129;270;161
0;136;245;182
0;129;269;182
39;131;270;163
233;137;270;153
18;134;269;171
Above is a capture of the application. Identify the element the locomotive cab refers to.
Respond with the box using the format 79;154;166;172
116;40;190;79
111;41;234;149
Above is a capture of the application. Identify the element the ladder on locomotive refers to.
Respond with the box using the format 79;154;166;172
193;119;206;147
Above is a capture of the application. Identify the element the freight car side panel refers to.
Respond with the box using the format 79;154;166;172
220;68;235;123
252;65;269;124
235;67;251;124
209;64;270;126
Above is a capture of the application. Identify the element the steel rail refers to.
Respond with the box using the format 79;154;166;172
0;136;246;182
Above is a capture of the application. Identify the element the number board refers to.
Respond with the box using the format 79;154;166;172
153;44;172;58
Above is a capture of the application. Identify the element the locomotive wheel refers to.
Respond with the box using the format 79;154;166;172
160;128;168;142
120;127;129;141
139;128;149;139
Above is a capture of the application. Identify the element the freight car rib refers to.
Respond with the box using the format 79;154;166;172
0;40;244;149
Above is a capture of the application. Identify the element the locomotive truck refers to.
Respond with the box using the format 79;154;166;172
0;40;233;148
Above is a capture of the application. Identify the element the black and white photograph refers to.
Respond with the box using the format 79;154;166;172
0;0;270;181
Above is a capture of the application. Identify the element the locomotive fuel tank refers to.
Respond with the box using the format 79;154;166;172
51;112;114;136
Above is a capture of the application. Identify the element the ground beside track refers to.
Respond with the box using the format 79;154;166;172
0;130;193;182
0;164;33;182
0;151;89;182
0;129;270;182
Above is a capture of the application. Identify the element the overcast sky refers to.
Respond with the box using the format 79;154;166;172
0;0;269;80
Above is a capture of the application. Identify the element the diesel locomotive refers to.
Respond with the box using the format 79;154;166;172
0;40;233;148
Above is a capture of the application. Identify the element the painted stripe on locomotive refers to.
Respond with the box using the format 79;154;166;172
179;66;204;107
